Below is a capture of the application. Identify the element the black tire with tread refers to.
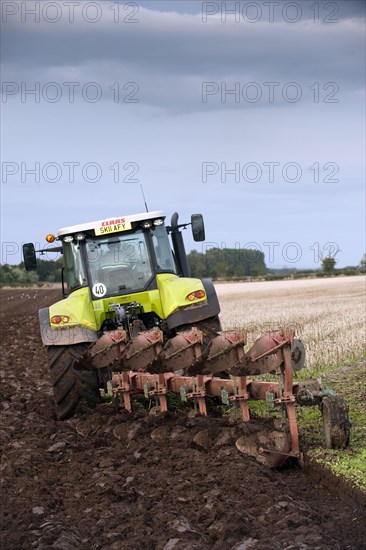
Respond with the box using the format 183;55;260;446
322;395;351;449
48;344;101;420
179;315;222;346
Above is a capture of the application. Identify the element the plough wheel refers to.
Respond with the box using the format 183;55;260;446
322;396;351;449
235;429;292;468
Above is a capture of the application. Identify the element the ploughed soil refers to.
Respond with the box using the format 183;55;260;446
1;289;365;550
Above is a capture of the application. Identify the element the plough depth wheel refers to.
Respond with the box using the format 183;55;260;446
322;396;351;449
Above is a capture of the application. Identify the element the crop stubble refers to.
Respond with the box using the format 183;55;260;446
216;276;366;372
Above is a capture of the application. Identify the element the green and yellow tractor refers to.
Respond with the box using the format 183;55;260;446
23;210;350;467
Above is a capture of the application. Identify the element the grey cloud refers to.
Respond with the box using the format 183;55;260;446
1;1;364;114
139;1;365;19
2;3;364;73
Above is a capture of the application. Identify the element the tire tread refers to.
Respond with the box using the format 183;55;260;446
48;344;101;420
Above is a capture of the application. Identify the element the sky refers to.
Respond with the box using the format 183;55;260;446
1;0;365;269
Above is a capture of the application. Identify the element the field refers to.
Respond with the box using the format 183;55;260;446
217;276;366;372
1;278;365;549
216;276;366;492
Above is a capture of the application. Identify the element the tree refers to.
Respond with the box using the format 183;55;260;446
360;254;366;269
322;257;336;274
187;247;267;279
0;258;62;286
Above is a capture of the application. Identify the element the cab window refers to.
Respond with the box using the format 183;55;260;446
85;231;153;296
151;225;177;273
63;241;87;291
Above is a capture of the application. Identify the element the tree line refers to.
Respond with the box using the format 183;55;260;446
0;247;266;286
0;249;364;286
0;259;63;286
187;248;267;278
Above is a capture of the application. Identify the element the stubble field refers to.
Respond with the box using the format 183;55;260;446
217;276;366;372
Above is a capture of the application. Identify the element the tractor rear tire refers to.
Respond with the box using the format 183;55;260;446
322;395;351;449
48;344;101;420
180;315;222;346
198;316;230;378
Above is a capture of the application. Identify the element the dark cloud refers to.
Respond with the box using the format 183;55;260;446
139;1;365;19
1;2;364;114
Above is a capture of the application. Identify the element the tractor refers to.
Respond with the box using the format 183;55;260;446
23;210;350;467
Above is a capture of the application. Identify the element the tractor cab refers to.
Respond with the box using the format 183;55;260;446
23;211;205;300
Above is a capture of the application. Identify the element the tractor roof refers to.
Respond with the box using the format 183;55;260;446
57;211;165;237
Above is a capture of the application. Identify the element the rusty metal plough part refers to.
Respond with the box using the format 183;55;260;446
108;367;326;467
75;325;304;378
75;326;311;466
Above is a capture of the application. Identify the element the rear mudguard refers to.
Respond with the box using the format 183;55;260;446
39;308;98;346
166;279;220;330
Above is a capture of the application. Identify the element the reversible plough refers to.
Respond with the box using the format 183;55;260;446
76;326;349;468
